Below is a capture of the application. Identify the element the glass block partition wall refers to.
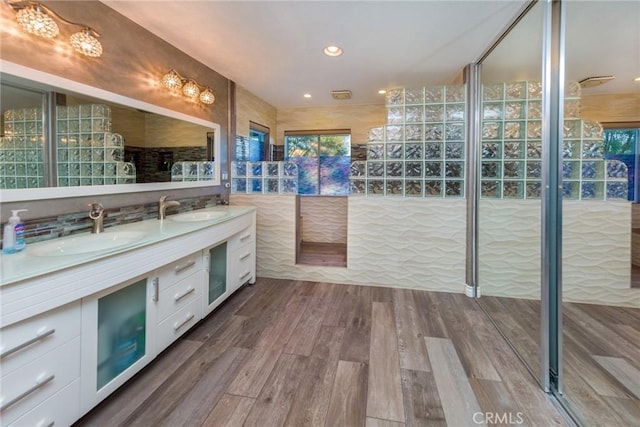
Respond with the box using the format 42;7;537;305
231;161;298;194
171;161;215;182
0;107;45;189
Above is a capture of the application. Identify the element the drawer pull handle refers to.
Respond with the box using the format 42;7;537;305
175;260;196;274
152;277;160;303
240;271;251;281
40;422;55;427
1;328;56;359
174;313;195;331
174;286;195;302
0;373;55;412
239;233;251;241
240;252;251;261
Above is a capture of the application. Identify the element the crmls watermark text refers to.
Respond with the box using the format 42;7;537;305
473;412;525;425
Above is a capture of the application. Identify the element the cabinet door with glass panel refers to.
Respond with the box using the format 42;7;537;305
203;242;229;316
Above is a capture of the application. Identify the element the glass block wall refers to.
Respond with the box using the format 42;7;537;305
231;161;298;194
351;85;467;197
0;107;45;189
171;161;215;181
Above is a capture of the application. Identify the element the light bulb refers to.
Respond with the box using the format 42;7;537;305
70;29;102;58
16;5;59;39
199;88;215;104
162;70;182;90
182;80;200;98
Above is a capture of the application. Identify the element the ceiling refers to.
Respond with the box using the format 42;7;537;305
103;1;639;109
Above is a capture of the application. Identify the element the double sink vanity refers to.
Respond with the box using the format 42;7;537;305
0;205;256;426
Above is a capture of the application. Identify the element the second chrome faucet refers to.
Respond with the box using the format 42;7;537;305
158;195;180;220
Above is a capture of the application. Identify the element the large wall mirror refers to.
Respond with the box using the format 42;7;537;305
0;61;221;202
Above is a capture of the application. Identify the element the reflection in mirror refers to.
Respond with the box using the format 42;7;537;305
0;72;218;190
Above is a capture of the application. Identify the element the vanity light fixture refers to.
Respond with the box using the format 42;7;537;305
161;69;216;105
9;1;103;58
323;45;343;57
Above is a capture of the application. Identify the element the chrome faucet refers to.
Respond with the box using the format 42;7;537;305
158;195;180;220
88;202;105;234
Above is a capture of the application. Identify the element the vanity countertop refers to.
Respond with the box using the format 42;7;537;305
0;206;255;287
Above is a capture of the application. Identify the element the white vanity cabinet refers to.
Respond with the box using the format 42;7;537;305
228;225;256;293
0;302;82;427
79;276;156;412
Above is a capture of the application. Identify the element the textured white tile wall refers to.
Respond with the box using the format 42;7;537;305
300;196;348;244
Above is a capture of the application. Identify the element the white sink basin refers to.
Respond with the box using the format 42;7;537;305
169;211;227;222
31;231;147;257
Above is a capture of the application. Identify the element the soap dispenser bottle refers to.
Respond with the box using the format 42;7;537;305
3;209;28;254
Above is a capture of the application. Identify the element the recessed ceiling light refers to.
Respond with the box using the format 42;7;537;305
634;76;640;82
578;75;615;88
378;89;387;95
323;45;343;57
303;93;312;98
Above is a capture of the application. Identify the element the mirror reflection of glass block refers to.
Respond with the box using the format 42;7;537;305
503;181;523;198
606;160;627;179
446;162;464;178
446;104;465;122
350;161;366;177
504;142;522;159
445;142;464;159
232;178;247;193
606;182;628;200
581;161;602;179
425;105;444;122
424;86;444;103
283;162;297;176
386;89;404;106
281;178;298;194
424;124;443;141
368;180;385;195
425;162;443;177
405;162;423;177
405;125;423;141
562;182;579;199
504;161;524;179
368;144;384;160
481;162;500;178
266;178;279;193
445;124;464;141
424;142;442;159
563;141;580;159
565;99;580;118
527;142;542;159
250;178;262;193
505;102;524;120
386;125;404;141
563;120;581;139
481;181;500;198
425;180;442;196
482;142;500;159
526;182;541;198
405;180;422;196
350;179;366;195
445;181;463;197
368;162;384;177
386;180;403;195
527;82;542;99
405;88;424;105
562;161;579;179
581;182;601;199
583;121;603;139
405;106;424;123
483;103;503;120
251;162;262;177
386;162;403;177
582;141;603;159
387;107;404;124
386;144;403;159
565;81;581;98
267;162;279;176
527;101;542;119
369;126;385;142
482;83;503;101
527;161;542;178
506;82;526;100
482;123;501;139
445;86;465;102
405;144;423;160
527;121;542;139
504;122;522;139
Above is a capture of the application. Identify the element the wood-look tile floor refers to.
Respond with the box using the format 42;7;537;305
297;242;347;268
75;279;567;427
479;296;640;427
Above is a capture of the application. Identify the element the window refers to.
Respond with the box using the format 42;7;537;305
236;121;270;162
602;125;639;201
284;130;351;195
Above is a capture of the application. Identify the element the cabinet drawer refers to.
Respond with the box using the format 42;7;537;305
228;226;254;253
157;297;201;352
157;270;203;323
231;248;255;289
156;254;203;290
0;302;81;375
1;336;80;426
9;379;80;427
